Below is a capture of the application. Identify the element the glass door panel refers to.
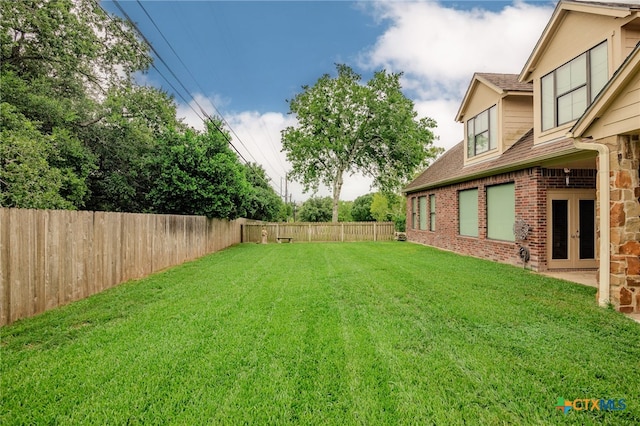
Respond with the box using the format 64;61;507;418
552;200;568;260
548;190;597;269
579;199;595;260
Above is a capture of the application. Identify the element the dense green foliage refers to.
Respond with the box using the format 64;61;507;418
244;163;286;221
1;0;150;210
282;64;441;222
337;200;354;222
2;243;638;424
351;193;375;222
370;192;391;222
370;192;406;231
298;196;333;222
0;0;282;219
147;122;249;219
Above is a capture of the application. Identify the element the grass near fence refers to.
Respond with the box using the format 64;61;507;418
2;242;639;425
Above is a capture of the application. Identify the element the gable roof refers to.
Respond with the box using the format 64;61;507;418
456;73;532;122
477;73;534;93
569;41;640;137
404;130;583;193
519;0;640;82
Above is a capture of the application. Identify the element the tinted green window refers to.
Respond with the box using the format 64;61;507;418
419;196;427;230
429;194;436;231
487;183;515;241
458;189;478;237
412;197;418;229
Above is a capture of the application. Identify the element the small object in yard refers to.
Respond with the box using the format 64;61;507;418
277;237;293;243
518;245;530;268
396;232;407;241
261;227;268;244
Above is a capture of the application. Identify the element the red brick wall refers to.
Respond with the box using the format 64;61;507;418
406;167;596;271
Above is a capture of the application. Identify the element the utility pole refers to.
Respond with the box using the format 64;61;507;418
284;173;288;203
292;196;296;222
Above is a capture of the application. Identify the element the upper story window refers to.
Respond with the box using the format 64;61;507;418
466;105;497;158
541;41;608;131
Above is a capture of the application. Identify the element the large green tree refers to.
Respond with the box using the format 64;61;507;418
351;193;375;222
298;197;333;223
1;0;150;98
282;64;441;222
370;192;406;231
338;200;353;222
0;103;88;209
82;85;181;212
147;121;252;219
0;0;160;210
244;163;285;221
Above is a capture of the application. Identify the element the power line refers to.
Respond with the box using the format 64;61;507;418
206;2;289;177
109;0;276;189
133;0;286;183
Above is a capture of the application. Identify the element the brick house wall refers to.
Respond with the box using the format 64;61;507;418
406;166;596;271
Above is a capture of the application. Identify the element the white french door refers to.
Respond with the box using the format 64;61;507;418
547;190;597;269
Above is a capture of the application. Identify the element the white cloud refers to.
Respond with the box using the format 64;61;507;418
364;1;553;83
414;98;463;151
362;0;554;147
176;93;230;131
225;110;376;202
176;1;555;203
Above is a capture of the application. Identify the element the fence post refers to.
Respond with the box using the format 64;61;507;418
374;222;377;242
341;223;344;242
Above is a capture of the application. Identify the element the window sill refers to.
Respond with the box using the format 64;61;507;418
464;148;500;167
537;122;574;143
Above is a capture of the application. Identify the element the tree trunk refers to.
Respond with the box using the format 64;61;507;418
332;168;344;223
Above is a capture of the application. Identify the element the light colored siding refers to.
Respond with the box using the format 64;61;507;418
502;96;533;149
464;83;500;121
623;25;640;55
530;11;631;145
463;84;502;165
587;69;640;138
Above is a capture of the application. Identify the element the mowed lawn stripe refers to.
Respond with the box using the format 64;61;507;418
1;242;639;425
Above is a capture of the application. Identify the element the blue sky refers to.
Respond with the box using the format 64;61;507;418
103;0;559;201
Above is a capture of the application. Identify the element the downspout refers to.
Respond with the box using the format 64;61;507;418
571;138;610;307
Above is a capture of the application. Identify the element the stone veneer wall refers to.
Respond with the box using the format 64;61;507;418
605;135;640;313
406;166;596;272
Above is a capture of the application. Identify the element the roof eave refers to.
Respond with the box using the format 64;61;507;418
404;146;583;194
457;74;532;121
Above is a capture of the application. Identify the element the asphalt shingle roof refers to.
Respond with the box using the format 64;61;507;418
404;129;582;193
476;73;533;93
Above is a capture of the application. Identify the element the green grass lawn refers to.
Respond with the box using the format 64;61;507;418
2;242;639;425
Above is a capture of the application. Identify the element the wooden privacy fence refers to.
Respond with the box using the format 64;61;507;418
243;222;395;244
0;208;243;326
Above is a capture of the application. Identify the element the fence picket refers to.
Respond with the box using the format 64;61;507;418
0;208;244;326
243;222;395;244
